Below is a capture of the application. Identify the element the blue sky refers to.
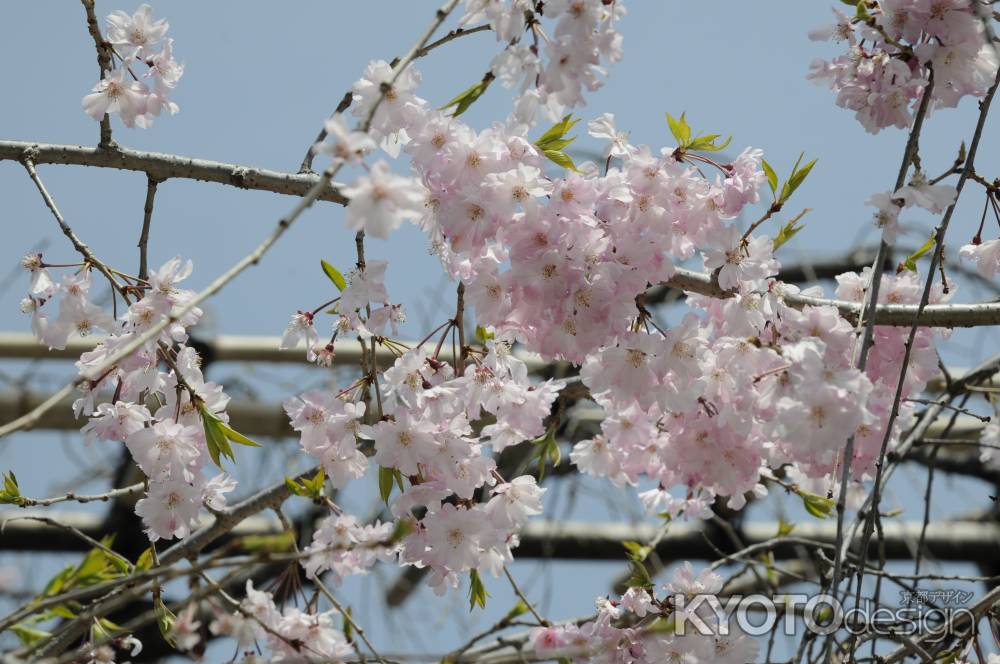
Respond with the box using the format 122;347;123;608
1;1;999;660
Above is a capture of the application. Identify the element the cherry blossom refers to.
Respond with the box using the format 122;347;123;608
341;160;427;240
960;238;1000;278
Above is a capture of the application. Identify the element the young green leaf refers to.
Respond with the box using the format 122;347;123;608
687;133;732;153
201;406;261;468
534;114;579;150
321;260;347;291
440;74;494;117
0;470;23;506
238;530;296;553
286;476;308;497
155;597;177;648
899;234;937;272
307;467;326;496
378;466;404;504
200;407;233;468
342;605;355;643
468;569;489;611
541;148;578;172
475;325;494;343
134;547;155;573
11;624;50;646
378;466;394;504
761;159;779;197
531;426;559;480
666;112;691;145
801;492;835;519
502;601;530;622
219;421;261;448
771;208;810;252
779;153;817;203
622;540;653;562
624;559;654;590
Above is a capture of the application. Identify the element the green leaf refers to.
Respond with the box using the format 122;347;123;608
440;75;494;117
48;604;77;620
201;407;234;468
502;601;529;622
531;426;559;480
534;114;579;150
321;260;347;291
761;159;779;197
201;408;260;470
624;559;654;590
286;476;308;497
541;148;577;172
342;605;354;643
307;467;326;496
378;466;401;505
776;519;795;537
285;468;327;500
687;133;732;153
779;153;817;203
801;492;835;519
238;531;296;553
11;624;50;646
155;597;177;648
0;470;23;506
134;547;154;573
42;565;75;597
533;115;581;172
475;325;494;344
666;112;691;145
219;421;261;448
622;540;653;562
468;569;489;611
899;234;937;272
772;208;810;252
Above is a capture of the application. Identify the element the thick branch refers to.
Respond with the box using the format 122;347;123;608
662;267;1000;327
0;140;348;205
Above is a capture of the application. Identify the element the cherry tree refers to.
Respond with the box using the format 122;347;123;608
1;1;1000;662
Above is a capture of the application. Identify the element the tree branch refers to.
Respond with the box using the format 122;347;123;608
0;140;348;205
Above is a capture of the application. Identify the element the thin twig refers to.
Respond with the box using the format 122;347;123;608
503;566;549;627
15;482;144;508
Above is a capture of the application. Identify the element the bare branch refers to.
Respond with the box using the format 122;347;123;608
0;139;348;205
137;176;159;281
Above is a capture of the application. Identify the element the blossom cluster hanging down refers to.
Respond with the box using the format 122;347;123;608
22;255;237;541
809;0;997;133
82;3;184;128
318;39;957;525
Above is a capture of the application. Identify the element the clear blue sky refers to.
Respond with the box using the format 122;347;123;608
1;2;998;660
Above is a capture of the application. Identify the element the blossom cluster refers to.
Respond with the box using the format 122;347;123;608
281;0;974;543
283;318;558;593
464;0;626;128
865;171;958;242
809;1;998;133
21;255;237;541
82;4;184;128
206;580;353;663
529;563;757;664
326;46;957;520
